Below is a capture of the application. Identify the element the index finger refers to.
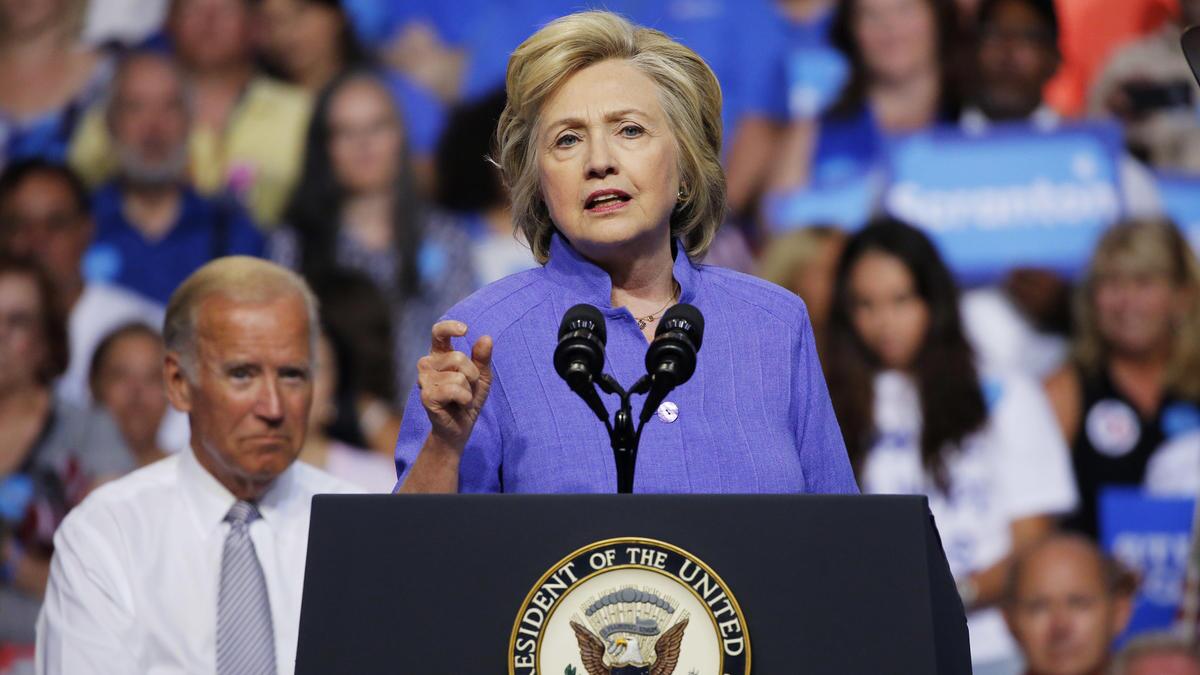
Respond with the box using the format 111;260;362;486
431;320;468;353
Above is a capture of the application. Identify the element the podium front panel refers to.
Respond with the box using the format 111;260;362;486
296;494;969;674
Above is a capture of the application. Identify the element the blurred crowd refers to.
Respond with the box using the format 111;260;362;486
1;0;1199;672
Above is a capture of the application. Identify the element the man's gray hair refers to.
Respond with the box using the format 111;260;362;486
1109;631;1200;675
163;256;319;379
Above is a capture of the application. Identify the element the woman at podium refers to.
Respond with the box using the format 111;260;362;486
391;11;858;495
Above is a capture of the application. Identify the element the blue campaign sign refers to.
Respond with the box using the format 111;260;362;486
1156;172;1200;253
763;168;880;232
1100;488;1197;642
883;121;1126;281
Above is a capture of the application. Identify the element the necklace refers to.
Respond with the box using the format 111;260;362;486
634;282;680;330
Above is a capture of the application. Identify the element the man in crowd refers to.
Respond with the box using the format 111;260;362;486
37;257;359;673
71;0;311;227
0;160;162;407
1003;534;1136;675
958;0;1162;380
1110;633;1200;675
963;0;1160;215
90;50;263;306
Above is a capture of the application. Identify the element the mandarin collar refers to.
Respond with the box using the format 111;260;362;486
179;443;298;533
541;232;700;316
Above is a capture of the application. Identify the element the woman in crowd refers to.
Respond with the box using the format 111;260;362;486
824;218;1076;675
0;256;131;646
269;70;477;402
0;0;114;167
255;0;445;182
88;323;169;469
1045;218;1200;536
767;0;962;197
298;327;398;492
311;268;404;457
434;89;536;286
395;11;857;495
757;225;847;355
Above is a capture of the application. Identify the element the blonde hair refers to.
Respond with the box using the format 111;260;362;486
757;226;847;293
495;10;726;263
164;256;319;377
1073;218;1200;398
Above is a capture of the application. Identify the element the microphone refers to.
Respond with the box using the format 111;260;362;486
638;304;704;425
554;304;610;424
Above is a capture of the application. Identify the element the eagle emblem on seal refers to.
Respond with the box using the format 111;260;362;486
568;587;689;675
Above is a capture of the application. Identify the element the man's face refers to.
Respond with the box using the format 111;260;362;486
110;56;190;184
1006;541;1131;675
169;292;313;498
0;172;91;293
977;0;1059;120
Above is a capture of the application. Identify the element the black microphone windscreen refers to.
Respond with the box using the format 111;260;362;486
559;303;607;345
1184;26;1200;86
656;303;704;351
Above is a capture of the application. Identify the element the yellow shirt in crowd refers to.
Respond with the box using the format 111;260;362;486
68;77;311;229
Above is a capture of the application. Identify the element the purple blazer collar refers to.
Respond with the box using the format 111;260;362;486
541;232;700;316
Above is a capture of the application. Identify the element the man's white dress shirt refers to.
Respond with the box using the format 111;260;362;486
36;448;359;674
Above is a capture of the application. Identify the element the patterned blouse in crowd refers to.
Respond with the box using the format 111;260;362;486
268;212;479;403
0;398;132;644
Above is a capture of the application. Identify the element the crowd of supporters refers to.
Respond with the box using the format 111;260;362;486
1;0;1199;672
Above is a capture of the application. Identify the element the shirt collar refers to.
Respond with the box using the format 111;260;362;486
961;104;1060;134
179;444;299;532
541;232;700;315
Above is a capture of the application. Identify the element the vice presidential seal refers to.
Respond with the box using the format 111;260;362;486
509;538;750;675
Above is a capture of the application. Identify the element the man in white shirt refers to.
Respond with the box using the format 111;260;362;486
36;257;360;674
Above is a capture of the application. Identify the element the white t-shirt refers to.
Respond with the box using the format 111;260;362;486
960;287;1068;380
860;371;1078;664
1144;430;1200;497
58;282;163;406
37;450;360;674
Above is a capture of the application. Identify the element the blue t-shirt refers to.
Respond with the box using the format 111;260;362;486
87;183;265;304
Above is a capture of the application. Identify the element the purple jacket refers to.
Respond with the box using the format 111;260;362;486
394;234;859;494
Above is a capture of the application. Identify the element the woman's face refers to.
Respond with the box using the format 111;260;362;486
258;0;343;84
0;272;47;392
93;332;167;449
1093;270;1183;359
848;250;930;370
536;59;681;264
853;0;939;84
327;79;403;195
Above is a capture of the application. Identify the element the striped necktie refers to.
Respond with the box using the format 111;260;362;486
216;500;276;675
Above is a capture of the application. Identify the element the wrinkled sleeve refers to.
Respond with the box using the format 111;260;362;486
791;312;859;494
393;332;505;493
37;507;137;674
